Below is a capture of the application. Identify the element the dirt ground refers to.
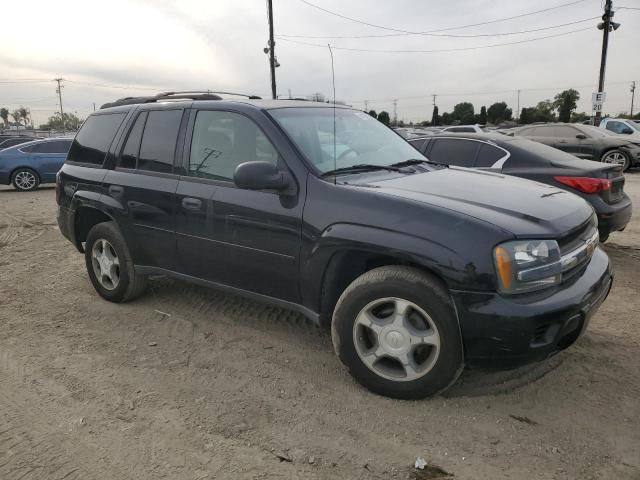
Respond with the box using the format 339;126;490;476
1;174;639;480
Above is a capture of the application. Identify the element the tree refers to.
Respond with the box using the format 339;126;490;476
17;106;30;127
0;108;8;127
571;111;590;123
486;102;512;124
451;102;475;124
11;110;22;126
39;112;83;131
441;112;452;125
368;110;378;119
479;106;487;125
377;111;390;126
431;105;439;126
553;89;580;122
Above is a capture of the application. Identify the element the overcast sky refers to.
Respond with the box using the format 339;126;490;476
1;0;639;125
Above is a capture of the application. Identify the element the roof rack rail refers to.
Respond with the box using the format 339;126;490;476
100;90;262;109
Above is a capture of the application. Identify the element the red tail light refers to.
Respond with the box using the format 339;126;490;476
553;176;611;194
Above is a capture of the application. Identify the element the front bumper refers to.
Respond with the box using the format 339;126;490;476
451;247;612;368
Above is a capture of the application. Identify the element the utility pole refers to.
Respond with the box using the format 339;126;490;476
54;78;65;135
516;90;521;120
364;100;368;112
93;102;96;112
431;94;438;126
392;99;398;126
595;0;616;125
267;0;277;100
630;81;636;117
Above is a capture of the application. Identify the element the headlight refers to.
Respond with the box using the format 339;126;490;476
493;239;562;294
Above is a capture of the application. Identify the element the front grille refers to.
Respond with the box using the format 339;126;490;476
558;217;597;256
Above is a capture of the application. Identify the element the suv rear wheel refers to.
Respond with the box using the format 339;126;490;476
85;222;147;302
331;266;463;399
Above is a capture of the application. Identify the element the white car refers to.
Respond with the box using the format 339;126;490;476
440;124;486;134
600;118;640;138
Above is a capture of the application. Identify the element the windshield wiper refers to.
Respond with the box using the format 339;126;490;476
391;158;448;168
320;164;403;177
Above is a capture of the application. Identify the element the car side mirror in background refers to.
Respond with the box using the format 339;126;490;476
621;128;634;135
576;133;587;140
234;161;295;194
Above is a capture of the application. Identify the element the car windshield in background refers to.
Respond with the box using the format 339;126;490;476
629;121;640;131
269;107;426;173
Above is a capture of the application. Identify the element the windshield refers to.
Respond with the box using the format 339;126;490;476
629;121;640;131
269;107;425;173
579;124;616;137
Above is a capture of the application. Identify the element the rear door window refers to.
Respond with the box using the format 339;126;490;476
553;126;579;138
118;112;147;169
475;144;507;167
605;121;627;134
67;113;127;165
427;139;479;167
137;110;183;173
36;140;72;154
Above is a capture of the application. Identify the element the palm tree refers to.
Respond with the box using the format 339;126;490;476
18;106;30;127
0;108;9;127
11;110;22;127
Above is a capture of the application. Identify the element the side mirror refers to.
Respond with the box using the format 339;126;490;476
622;128;634;135
234;161;294;193
576;133;587;140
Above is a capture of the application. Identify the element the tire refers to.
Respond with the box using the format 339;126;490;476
601;149;630;171
84;222;147;303
331;266;464;399
11;168;40;191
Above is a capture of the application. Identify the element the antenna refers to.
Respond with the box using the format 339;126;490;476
328;43;337;185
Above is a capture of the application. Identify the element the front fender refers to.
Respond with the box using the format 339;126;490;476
300;222;491;314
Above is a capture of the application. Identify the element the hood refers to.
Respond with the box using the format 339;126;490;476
601;135;640;147
366;168;594;238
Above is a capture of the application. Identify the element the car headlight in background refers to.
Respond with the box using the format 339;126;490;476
494;239;562;294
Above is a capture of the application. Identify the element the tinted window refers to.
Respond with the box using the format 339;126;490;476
533;126;555;136
119;112;147;169
553;126;579;138
409;138;427;152
36;140;72;154
2;138;33;148
19;143;39;153
189;110;278;181
476;144;506;167
138;110;182;173
605;121;627;134
67;113;126;165
428;139;479;167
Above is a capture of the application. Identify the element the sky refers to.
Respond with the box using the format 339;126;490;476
1;0;639;126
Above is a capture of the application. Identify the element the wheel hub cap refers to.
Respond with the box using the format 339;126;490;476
353;297;441;382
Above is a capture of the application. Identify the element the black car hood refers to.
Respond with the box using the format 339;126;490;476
367;167;594;238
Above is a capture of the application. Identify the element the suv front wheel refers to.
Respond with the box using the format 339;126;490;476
84;222;147;302
331;266;463;399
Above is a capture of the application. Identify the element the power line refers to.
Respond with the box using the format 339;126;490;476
296;0;589;35
278;27;592;53
278;16;600;39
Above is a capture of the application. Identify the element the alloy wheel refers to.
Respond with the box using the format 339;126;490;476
91;239;121;290
14;171;37;190
602;151;628;168
353;297;441;381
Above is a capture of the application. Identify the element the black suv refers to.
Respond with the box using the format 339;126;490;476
57;92;613;399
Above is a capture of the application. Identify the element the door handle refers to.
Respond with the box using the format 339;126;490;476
182;197;202;210
109;185;124;196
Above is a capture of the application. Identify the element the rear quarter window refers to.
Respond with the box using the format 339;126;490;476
67;113;126;165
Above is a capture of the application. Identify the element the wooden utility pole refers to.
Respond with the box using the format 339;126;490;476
54;78;65;135
267;0;277;100
595;0;613;125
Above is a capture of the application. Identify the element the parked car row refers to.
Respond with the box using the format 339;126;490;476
408;133;631;241
55;93;613;399
0;137;72;191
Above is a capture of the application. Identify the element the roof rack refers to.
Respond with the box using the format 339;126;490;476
100;91;262;109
